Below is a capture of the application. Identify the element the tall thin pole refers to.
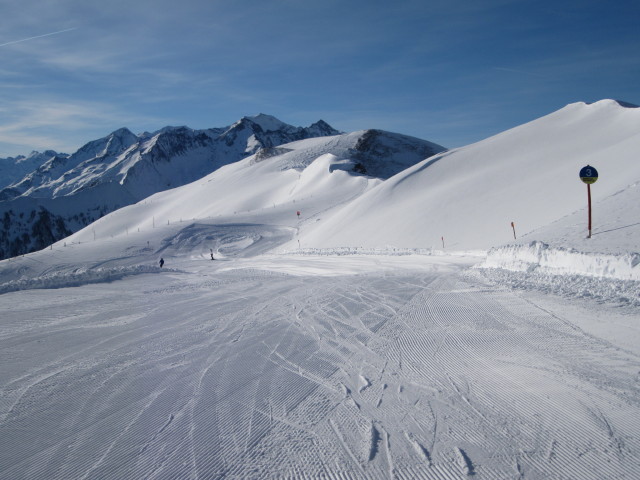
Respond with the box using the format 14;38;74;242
587;183;592;239
580;165;597;238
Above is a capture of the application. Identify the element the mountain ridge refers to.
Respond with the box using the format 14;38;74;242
0;116;444;259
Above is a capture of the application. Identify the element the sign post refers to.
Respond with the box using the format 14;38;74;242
579;165;598;238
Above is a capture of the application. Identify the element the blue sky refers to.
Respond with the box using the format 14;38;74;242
1;0;639;157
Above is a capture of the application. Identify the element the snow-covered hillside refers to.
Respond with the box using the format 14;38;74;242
54;99;640;287
60;129;444;245
0;115;353;259
1;100;639;479
294;100;640;252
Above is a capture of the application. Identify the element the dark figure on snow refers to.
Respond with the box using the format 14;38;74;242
159;258;164;268
210;249;215;261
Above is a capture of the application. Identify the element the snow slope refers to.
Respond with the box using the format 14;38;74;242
0;115;345;259
293;100;640;252
1;99;637;297
480;177;640;276
1;218;639;479
1;100;639;479
476;178;640;305
55;99;639;288
61;130;444;244
0;119;444;262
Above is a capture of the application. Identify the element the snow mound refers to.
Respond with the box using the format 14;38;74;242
482;241;640;281
476;242;640;307
0;265;165;294
474;267;640;307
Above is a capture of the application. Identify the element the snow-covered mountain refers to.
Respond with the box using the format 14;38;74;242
0;150;67;193
62;128;446;244
1;115;340;201
61;100;638;252
0;115;378;259
55;99;640;283
3;100;639;270
2;101;639;480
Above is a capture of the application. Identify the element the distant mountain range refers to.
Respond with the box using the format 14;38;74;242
0;115;340;201
57;99;640;261
0;115;445;259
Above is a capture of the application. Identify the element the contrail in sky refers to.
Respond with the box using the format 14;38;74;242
0;27;77;48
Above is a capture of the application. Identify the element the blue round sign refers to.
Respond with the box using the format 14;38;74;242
579;165;598;184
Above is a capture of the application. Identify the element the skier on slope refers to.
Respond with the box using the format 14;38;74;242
159;258;164;268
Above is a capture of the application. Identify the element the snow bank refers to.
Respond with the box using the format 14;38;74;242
475;267;640;307
0;265;166;294
482;241;640;281
477;241;640;306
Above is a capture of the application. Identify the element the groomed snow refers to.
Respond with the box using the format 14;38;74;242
1;220;639;479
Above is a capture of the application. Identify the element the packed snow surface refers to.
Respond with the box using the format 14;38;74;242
1;219;639;479
1;100;639;479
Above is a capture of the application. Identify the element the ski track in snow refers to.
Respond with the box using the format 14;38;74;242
1;257;640;479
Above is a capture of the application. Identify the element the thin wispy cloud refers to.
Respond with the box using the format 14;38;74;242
0;0;638;158
0;27;77;48
0;97;167;155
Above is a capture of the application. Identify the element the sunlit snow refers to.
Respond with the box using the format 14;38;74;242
1;100;639;479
